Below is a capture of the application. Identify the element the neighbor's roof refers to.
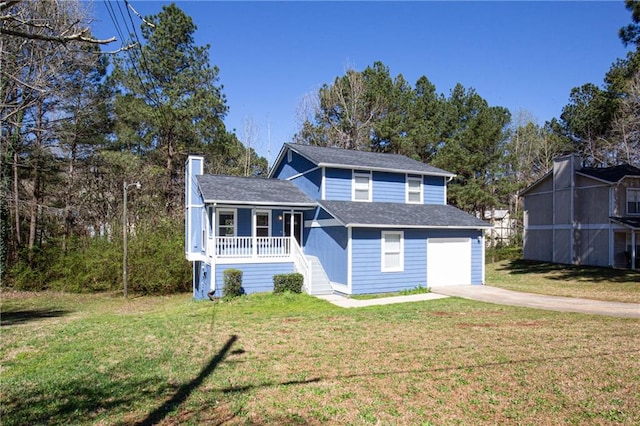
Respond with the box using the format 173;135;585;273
276;143;455;177
319;200;492;229
196;175;315;206
610;217;640;230
578;164;640;183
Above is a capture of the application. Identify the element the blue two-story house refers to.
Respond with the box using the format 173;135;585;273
186;143;491;299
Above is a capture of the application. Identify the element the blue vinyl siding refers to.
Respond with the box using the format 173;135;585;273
192;261;212;300
350;228;484;294
471;231;484;283
187;202;203;255
271;149;317;179
207;262;295;298
325;168;351;200
351;229;425;294
424;176;446;205
372;172;404;203
291;167;321;200
237;208;252;236
272;209;285;236
305;225;348;285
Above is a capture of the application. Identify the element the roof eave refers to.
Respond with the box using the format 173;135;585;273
575;171;616;185
267;144;291;178
204;199;316;208
345;223;493;229
519;170;552;196
317;162;455;178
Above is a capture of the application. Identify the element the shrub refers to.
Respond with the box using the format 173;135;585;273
6;218;192;295
273;273;304;294
223;269;243;299
485;246;523;264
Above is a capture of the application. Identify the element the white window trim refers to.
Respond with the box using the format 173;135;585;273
216;208;237;237
255;210;271;237
381;231;404;272
352;170;372;202
627;188;640;215
406;175;423;204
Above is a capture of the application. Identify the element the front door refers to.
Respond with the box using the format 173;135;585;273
284;213;303;246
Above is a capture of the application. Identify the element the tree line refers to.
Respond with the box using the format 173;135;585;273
1;0;638;292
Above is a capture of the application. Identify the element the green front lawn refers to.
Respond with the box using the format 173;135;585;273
2;288;639;425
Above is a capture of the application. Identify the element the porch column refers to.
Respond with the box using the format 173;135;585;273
252;208;257;258
290;208;295;254
632;230;637;271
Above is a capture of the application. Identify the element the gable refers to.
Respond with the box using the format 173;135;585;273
272;143;455;177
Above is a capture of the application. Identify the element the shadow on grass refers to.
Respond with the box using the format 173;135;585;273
0;309;71;326
136;334;239;426
498;259;640;283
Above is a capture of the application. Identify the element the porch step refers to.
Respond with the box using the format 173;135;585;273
306;255;333;295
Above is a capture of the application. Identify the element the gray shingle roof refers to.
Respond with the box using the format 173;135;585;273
286;143;455;177
196;175;315;206
319;200;491;229
578;164;640;183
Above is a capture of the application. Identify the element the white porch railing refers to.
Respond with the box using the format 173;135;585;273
214;236;291;258
210;236;313;292
290;237;312;293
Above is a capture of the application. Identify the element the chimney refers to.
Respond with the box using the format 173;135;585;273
185;155;204;260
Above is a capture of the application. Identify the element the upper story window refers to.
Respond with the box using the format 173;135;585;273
406;176;423;204
255;211;270;237
628;188;640;215
353;171;372;202
217;210;236;236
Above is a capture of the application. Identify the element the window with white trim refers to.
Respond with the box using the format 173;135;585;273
381;231;404;272
217;210;236;236
353;171;371;202
255;211;270;237
406;176;423;204
628;188;640;215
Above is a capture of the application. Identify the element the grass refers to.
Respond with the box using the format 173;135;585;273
2;282;640;425
487;259;640;303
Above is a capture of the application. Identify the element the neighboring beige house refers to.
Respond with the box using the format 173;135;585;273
520;154;640;270
483;209;516;246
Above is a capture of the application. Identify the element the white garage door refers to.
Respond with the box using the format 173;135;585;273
427;238;471;286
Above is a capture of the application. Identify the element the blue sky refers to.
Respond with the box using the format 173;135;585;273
92;1;633;164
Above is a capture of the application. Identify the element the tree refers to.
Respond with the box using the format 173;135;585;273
111;3;229;212
294;66;386;150
559;83;617;165
0;0;115;44
0;0;108;260
432;84;511;214
619;0;640;47
406;76;445;163
611;70;640;165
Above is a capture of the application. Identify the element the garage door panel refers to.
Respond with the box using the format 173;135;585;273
427;238;471;286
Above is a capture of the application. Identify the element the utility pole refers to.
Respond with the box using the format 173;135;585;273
123;181;141;298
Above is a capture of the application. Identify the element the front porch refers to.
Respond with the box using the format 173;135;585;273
206;236;332;295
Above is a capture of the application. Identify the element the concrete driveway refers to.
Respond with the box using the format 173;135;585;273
430;285;640;319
